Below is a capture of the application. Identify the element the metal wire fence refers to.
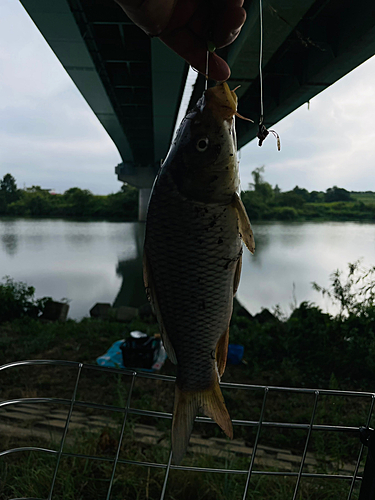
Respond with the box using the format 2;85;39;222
0;359;374;500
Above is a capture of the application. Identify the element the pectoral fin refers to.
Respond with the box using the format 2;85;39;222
143;250;177;364
216;327;230;378
233;252;242;296
232;192;255;254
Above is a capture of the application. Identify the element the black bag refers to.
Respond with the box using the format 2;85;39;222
120;332;162;370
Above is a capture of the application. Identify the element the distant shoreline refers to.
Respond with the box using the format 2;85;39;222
1;214;375;223
1;171;375;223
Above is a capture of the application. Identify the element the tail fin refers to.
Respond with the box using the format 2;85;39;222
172;379;233;464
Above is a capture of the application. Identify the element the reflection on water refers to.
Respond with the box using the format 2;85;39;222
1;219;18;256
0;218;374;319
113;223;147;308
1;234;18;256
0;218;144;319
66;233;94;248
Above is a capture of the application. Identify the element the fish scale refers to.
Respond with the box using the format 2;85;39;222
145;169;242;392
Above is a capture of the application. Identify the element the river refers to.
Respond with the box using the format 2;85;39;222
0;218;374;319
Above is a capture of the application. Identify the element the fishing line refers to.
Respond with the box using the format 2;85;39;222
259;0;264;125
205;50;209;91
205;34;216;91
256;0;281;150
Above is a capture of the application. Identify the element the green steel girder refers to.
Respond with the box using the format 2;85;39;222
20;0;187;178
230;0;375;148
188;0;375;150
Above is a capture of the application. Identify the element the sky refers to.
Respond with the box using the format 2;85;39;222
1;0;375;195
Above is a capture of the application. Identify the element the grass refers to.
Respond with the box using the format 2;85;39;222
0;430;362;500
350;192;375;204
0;307;372;499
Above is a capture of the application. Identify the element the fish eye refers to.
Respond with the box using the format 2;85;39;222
196;137;209;152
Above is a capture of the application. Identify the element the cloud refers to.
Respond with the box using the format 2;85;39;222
0;0;122;194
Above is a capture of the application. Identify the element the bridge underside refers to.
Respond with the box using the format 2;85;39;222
21;0;187;192
191;0;375;149
20;0;375;219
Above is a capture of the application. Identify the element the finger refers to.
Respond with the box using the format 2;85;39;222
115;0;178;36
188;51;231;81
213;3;247;48
207;53;231;81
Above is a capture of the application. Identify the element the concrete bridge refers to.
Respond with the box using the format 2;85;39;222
20;0;375;219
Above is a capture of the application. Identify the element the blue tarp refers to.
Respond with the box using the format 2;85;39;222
97;339;125;368
227;344;244;365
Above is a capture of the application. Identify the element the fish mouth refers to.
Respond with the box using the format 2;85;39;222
204;82;238;121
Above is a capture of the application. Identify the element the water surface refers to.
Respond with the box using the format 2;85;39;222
239;221;375;317
1;218;374;319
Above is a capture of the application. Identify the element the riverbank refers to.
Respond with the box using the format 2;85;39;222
0;180;138;220
2;300;374;393
241;168;375;222
2;172;375;223
1;259;375;392
242;197;375;222
2;261;374;498
1;300;372;499
1;284;374;410
2;199;375;224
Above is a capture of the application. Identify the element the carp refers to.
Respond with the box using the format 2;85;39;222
143;82;254;464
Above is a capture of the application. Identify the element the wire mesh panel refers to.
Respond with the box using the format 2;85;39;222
0;359;374;500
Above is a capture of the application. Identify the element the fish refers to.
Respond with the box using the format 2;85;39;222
143;82;254;464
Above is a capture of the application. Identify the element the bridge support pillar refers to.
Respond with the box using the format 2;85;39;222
139;188;152;222
115;162;157;221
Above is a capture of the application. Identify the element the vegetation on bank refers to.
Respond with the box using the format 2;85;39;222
0;260;374;390
1;171;375;222
0;173;138;220
0;263;374;499
241;167;375;221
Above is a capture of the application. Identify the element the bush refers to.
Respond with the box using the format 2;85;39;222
0;174;139;220
270;206;298;220
229;262;375;389
0;277;51;323
325;186;352;203
276;192;305;208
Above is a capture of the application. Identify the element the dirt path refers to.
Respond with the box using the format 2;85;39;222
0;401;361;476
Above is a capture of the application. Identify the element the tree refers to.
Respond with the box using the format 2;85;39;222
249;166;274;202
0;173;19;204
25;185;47;193
325;186;352;203
1;173;17;194
309;190;324;203
277;192;305;208
292;186;310;201
249;166;265;191
63;187;94;216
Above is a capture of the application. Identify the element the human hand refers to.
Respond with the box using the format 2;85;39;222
115;0;246;81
